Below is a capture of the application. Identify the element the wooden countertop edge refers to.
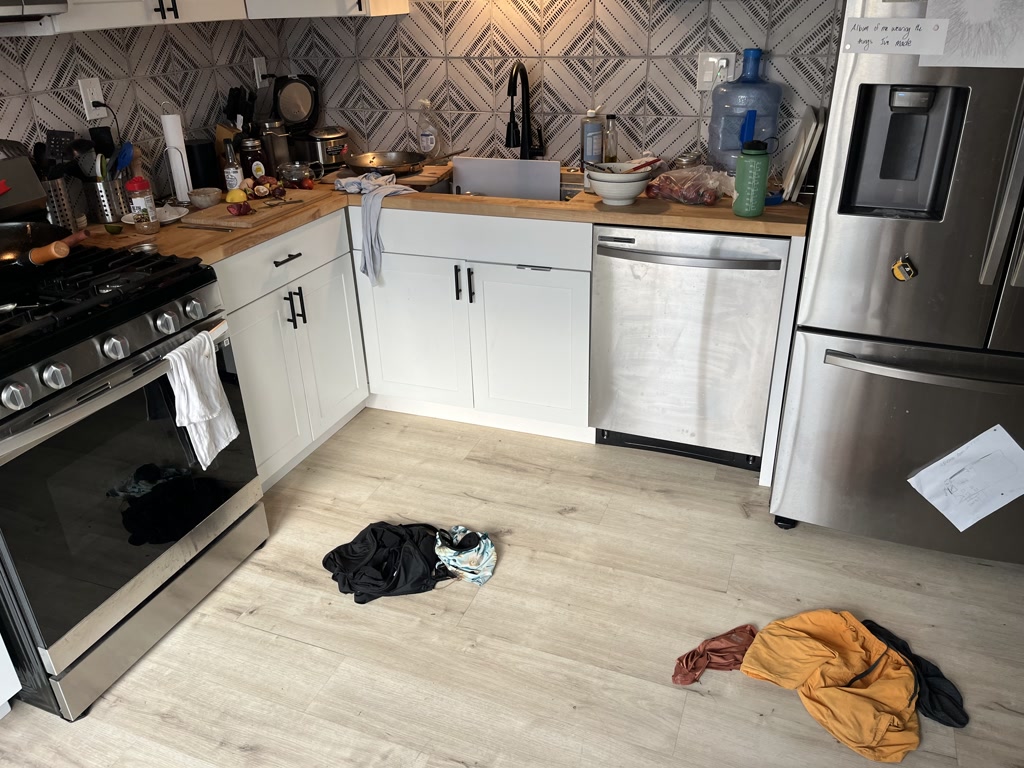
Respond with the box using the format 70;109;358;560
83;186;806;267
346;192;809;237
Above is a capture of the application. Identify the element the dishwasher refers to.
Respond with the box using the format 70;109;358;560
590;225;789;468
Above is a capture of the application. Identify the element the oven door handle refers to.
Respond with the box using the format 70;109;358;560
0;319;228;467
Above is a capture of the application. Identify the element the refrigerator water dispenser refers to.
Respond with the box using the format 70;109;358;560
839;84;969;218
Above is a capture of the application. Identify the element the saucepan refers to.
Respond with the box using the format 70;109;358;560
343;147;469;176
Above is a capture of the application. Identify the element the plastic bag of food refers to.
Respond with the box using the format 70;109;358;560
645;165;722;206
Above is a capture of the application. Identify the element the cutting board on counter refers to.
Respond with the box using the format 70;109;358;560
180;188;326;229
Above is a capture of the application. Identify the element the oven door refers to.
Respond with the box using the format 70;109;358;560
0;317;259;679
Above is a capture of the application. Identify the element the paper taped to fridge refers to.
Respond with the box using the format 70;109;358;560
842;17;948;55
908;425;1024;532
921;0;1024;68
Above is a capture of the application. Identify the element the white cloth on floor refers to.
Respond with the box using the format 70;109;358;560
164;330;239;470
335;172;416;286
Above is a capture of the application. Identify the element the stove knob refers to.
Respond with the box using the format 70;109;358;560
103;335;131;360
184;298;205;321
42;363;72;390
155;310;180;335
2;382;32;411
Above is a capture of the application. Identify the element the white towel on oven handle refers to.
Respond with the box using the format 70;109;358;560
164;330;239;470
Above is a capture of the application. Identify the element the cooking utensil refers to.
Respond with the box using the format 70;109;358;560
343;147;469;176
108;141;133;180
0;221;73;255
0;140;29;160
291;126;349;169
44;131;75;165
89;126;117;157
273;75;320;134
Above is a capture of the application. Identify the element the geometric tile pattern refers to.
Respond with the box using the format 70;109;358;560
0;0;843;198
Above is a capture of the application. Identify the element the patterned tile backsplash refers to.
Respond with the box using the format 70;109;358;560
0;0;841;198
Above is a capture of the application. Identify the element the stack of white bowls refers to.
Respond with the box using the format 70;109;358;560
587;161;654;206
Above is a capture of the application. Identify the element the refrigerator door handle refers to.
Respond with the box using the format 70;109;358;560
823;350;1023;394
1007;227;1024;288
980;119;1024;285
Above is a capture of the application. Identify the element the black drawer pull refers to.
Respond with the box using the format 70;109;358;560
273;252;303;268
467;267;475;303
153;0;166;18
454;264;462;300
294;286;307;324
284;293;297;329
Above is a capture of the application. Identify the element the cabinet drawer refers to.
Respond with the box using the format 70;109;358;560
214;213;349;312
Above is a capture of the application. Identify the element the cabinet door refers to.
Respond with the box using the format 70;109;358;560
165;0;247;22
52;0;153;32
227;288;311;481
293;254;368;439
356;252;473;407
245;0;407;18
468;263;590;426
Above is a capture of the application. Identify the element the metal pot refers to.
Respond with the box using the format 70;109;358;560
343;148;469;176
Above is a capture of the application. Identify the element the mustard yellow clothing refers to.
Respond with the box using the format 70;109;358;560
740;609;920;763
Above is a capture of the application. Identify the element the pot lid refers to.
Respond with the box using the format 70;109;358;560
309;126;348;140
277;79;315;125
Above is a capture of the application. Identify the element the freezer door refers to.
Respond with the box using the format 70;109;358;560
799;1;1024;347
772;330;1024;564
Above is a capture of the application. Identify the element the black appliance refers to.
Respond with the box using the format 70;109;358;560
0;243;266;720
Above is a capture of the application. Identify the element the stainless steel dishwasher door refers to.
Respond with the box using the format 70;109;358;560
590;226;789;457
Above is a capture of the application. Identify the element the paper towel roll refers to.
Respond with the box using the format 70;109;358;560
161;113;193;202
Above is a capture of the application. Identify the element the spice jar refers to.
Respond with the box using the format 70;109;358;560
124;176;160;234
240;138;267;179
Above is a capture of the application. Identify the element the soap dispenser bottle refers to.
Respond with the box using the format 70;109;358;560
417;99;443;160
580;107;605;169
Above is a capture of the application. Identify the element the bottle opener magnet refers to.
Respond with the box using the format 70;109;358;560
891;255;917;282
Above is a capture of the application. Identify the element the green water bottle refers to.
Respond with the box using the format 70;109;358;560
733;140;770;218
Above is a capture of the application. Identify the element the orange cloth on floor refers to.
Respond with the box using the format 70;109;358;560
740;609;919;763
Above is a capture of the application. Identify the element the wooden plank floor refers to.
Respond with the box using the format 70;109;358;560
1;408;1023;767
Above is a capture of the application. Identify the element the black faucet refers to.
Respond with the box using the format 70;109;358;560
505;61;543;159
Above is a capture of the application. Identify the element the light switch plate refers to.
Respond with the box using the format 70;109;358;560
78;78;106;120
697;52;736;91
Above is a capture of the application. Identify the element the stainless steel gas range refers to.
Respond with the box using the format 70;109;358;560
0;242;267;720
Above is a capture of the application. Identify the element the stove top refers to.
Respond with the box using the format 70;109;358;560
0;244;222;420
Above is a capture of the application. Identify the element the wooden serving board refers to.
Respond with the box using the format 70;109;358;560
180;188;326;229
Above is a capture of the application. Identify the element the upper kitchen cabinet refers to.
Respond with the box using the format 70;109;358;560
244;0;408;18
2;0;246;34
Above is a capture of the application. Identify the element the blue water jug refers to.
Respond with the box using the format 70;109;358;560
708;48;781;174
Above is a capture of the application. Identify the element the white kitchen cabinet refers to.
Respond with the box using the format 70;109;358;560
294;257;368;439
356;252;473;408
225;248;368;485
227;286;311;481
244;0;408;19
467;262;590;426
34;0;244;33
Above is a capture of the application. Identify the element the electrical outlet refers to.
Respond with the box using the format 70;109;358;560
78;77;106;120
697;52;736;91
253;56;267;90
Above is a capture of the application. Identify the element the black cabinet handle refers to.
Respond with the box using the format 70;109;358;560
167;0;178;17
454;264;462;300
467;267;475;303
284;293;297;329
357;0;363;10
273;252;303;268
294;286;307;324
153;0;166;19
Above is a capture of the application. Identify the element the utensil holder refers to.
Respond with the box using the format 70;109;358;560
86;180;129;224
43;179;79;231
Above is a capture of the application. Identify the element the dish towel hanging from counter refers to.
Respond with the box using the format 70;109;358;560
164;331;239;470
336;172;416;286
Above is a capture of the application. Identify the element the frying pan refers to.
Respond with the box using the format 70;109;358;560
343;148;468;176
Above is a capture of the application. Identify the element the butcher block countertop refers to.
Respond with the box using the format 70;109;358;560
346;191;809;237
83;182;808;265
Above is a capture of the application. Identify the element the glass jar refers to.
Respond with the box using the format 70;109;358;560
277;161;324;189
673;152;702;170
124;176;160;234
240;138;267;180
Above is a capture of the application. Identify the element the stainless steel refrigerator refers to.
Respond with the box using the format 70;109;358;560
771;0;1024;563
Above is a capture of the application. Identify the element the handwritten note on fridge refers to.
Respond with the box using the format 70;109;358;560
907;425;1024;532
842;17;949;55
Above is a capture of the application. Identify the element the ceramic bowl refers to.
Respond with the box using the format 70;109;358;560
587;161;653;183
590;177;649;206
188;187;222;209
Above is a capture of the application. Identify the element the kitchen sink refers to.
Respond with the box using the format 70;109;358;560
451;156;562;200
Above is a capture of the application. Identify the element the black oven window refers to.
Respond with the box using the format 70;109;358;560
0;356;256;647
